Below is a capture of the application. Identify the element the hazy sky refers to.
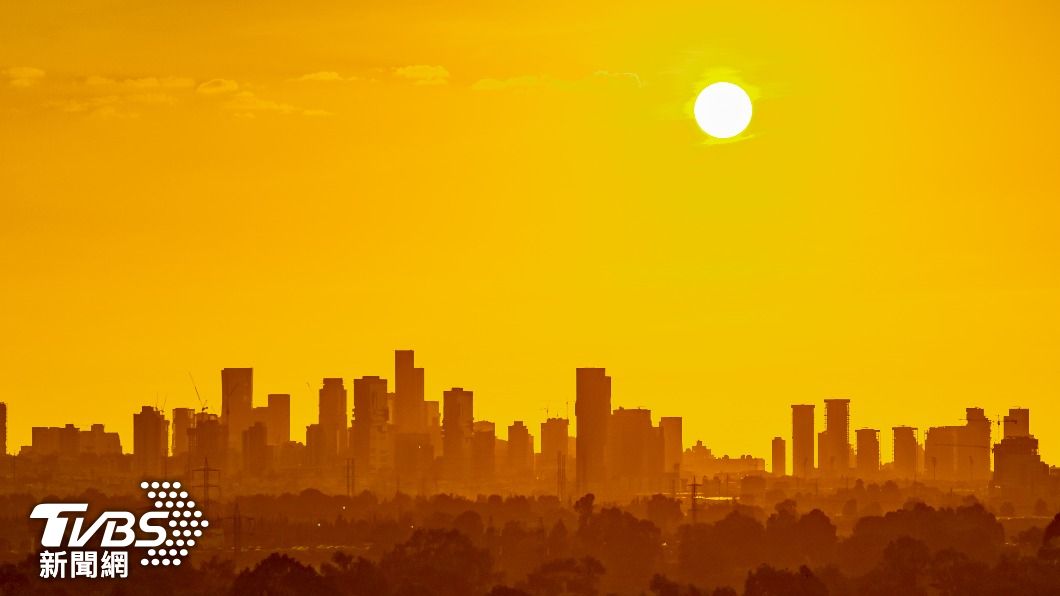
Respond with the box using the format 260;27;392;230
2;1;1059;465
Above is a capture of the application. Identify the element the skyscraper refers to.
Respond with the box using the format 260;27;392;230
575;367;611;493
819;398;851;477
221;368;253;456
442;387;474;482
506;421;534;481
855;428;880;478
1003;408;1030;439
607;407;656;492
659;416;683;478
318;378;348;461
540;417;570;493
892;426;918;480
471;420;496;485
352;376;390;477
133;406;169;476
267;393;291;445
0;402;6;456
771;436;786;476
791;404;815;478
171;407;195;456
394;350;426;434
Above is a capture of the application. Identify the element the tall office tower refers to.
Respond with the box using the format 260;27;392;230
221;368;253;455
0;402;7;456
171;407;195;456
659;417;683;477
471;420;496;484
772;436;786;476
318;378;349;461
352;376;391;477
575;368;611;493
818;398;851;477
791;404;815;477
394;350;426;434
267;393;291;445
506;421;534;481
133;406;169;476
442;387;474;482
892;426;918;479
1003;408;1030;439
188;411;226;473
607;407;655;492
540;417;570;491
855;428;880;478
924;407;991;483
425;400;442;453
242;422;270;474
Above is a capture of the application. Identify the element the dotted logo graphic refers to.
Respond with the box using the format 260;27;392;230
138;481;209;567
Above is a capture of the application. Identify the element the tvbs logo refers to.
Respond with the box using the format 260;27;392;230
30;481;209;579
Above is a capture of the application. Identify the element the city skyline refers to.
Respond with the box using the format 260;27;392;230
4;348;1050;490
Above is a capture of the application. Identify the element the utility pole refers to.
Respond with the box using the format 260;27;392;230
689;476;701;524
192;457;220;517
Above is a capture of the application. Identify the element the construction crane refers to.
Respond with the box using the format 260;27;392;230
189;372;208;414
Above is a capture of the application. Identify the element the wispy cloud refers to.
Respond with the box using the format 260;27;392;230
196;78;239;95
225;91;330;118
3;66;45;87
394;65;449;86
471;75;547;91
288;71;358;83
87;76;195;89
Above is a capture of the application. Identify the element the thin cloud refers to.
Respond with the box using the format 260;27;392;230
289;71;358;83
394;65;449;85
471;75;546;91
225;91;330;118
88;76;195;89
196;79;239;95
4;66;45;87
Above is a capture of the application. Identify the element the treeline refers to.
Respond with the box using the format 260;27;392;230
1;494;1059;595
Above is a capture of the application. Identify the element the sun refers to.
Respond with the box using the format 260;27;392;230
693;82;753;139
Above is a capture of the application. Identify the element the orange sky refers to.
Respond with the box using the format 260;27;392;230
2;1;1059;466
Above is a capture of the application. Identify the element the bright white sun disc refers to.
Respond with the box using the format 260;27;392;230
694;82;752;139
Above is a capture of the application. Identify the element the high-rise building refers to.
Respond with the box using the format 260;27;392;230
1003;408;1030;439
771;436;786;476
791;404;815;478
855;428;880;478
506;421;534;481
242;422;270;474
892;426;918;480
575;368;611;493
221;368;253;456
819;399;851;477
540;417;570;492
29;424;121;457
442;387;474;482
319;378;349;461
171;407;195;456
133;406;169;476
659;417;683;477
471;420;496;485
993;409;1047;499
0;402;6;456
188;412;226;472
352;376;391;478
608;407;656;491
425;400;442;453
267;393;291;445
924;407;991;483
394;350;426;434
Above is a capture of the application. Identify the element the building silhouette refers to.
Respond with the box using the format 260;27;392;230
171;407;195;457
352;376;390;481
317;378;349;463
660;416;683;480
1003;408;1030;439
266;393;291;445
0;402;6;456
133;406;169;476
393;350;426;434
855;428;880;478
924;407;991;483
791;404;815;478
539;417;570;494
993;407;1048;501
575;368;611;494
187;412;226;472
771;436;786;476
221;368;253;460
471;420;496;485
442;387;473;483
506;420;534;482
892;426;919;480
818;399;850;478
